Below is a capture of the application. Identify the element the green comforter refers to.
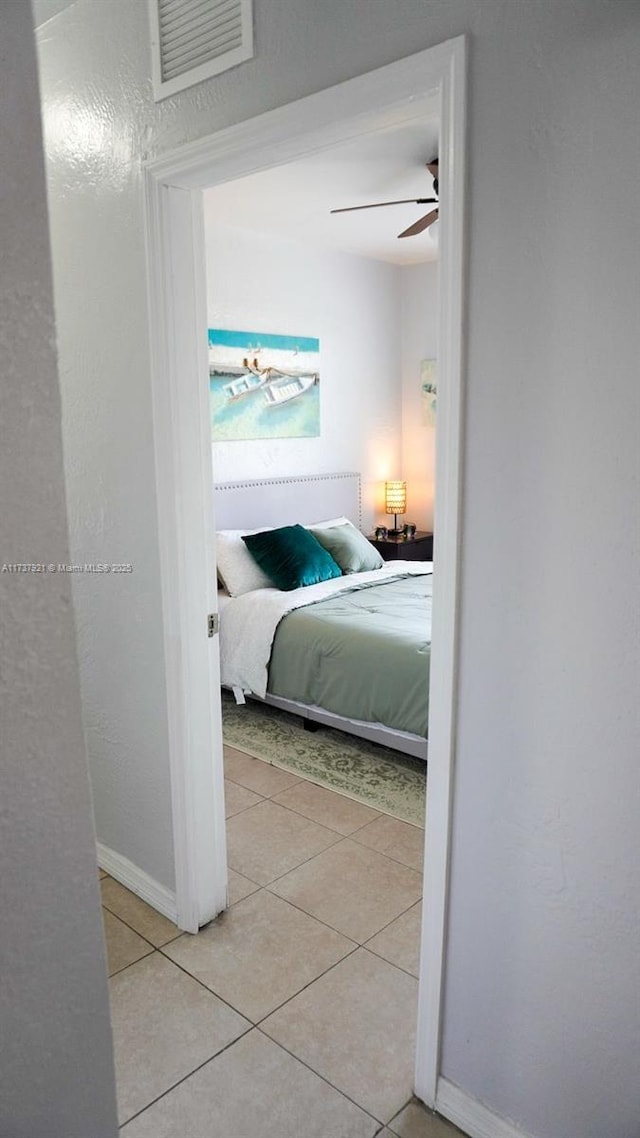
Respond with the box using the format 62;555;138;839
267;573;432;737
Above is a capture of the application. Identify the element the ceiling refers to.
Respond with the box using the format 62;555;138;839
203;108;440;266
32;0;77;28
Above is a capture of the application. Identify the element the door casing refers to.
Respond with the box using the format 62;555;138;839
143;35;467;1106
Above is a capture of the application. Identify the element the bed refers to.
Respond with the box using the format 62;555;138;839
214;472;431;761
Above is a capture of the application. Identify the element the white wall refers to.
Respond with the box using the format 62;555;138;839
439;8;640;1135
0;3;117;1134
205;222;402;530
400;262;438;531
35;2;640;1136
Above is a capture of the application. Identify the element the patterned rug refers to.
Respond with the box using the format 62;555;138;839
221;691;426;827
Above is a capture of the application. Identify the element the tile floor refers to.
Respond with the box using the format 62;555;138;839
101;742;465;1137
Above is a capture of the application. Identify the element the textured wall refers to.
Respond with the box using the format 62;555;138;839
0;3;117;1134
34;2;640;1135
438;7;640;1137
205;221;402;530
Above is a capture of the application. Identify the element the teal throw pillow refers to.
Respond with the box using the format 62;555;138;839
242;524;342;591
310;520;384;574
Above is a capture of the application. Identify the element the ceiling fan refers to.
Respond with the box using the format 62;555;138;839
330;160;439;238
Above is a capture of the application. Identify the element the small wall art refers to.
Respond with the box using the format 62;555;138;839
421;358;437;427
209;328;320;441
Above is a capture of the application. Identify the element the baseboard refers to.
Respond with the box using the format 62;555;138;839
97;842;178;924
436;1077;535;1138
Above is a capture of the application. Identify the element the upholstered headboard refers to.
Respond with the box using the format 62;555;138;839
214;472;362;531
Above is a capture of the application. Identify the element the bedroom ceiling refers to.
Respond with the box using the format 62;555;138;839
203;106;440;266
32;0;77;27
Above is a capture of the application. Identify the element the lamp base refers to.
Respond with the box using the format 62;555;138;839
385;513;405;536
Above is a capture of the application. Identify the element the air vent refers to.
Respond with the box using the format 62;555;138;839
149;0;254;101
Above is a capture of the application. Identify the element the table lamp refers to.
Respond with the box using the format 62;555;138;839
385;480;407;535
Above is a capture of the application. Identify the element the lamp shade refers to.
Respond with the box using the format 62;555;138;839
385;480;407;516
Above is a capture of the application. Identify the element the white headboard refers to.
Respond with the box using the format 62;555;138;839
214;472;362;531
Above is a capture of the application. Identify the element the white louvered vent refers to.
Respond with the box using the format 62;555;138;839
149;0;254;101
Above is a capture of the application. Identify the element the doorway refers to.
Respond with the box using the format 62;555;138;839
144;37;466;1107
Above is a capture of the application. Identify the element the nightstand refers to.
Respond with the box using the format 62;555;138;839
368;531;433;562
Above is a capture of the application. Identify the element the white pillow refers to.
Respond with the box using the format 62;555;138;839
305;515;351;530
216;529;275;596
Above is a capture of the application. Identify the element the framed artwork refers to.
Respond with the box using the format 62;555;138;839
209;328;320;441
421;358;437;426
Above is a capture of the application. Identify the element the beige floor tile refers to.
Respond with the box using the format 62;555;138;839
110;952;249;1125
262;948;418;1124
103;909;153;977
366;902;423;977
100;878;180;947
226;798;340;885
270;838;422;942
224;777;263;817
120;1028;378;1138
352;813;425;871
227;868;260;905
164;888;355;1022
389;1100;469;1137
272;779;381;835
223;745;301;796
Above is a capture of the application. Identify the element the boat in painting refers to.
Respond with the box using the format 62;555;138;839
263;372;318;407
222;370;271;400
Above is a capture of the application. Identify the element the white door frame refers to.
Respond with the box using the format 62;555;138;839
143;36;466;1106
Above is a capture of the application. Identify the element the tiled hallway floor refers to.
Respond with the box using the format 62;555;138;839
101;743;464;1137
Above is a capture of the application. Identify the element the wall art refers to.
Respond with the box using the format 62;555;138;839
209;328;320;441
421;358;437;427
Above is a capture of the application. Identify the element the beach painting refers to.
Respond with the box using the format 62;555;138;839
421;358;437;426
209;328;320;441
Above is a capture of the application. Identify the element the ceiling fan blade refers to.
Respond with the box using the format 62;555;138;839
427;159;439;180
397;207;439;239
330;197;436;215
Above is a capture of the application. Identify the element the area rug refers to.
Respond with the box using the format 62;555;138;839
221;691;426;827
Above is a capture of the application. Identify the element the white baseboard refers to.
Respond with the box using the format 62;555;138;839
436;1077;535;1138
97;842;178;925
